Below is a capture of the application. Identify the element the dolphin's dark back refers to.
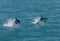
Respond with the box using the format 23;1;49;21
40;17;48;23
40;18;48;20
15;18;20;24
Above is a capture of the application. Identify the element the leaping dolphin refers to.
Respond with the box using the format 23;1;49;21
36;16;48;24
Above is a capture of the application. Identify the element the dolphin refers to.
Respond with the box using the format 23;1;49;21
36;17;48;24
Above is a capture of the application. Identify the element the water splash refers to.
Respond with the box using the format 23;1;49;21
3;18;15;27
32;17;41;24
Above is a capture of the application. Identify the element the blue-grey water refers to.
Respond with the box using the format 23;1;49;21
0;0;60;41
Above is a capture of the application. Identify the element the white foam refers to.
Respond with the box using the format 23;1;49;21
32;17;41;24
3;19;15;27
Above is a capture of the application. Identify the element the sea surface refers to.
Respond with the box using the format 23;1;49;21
0;0;60;41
